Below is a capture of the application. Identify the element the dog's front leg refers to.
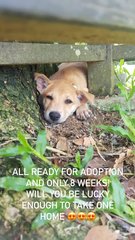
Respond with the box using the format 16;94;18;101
76;104;92;120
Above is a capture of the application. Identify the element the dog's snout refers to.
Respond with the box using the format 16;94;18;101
49;111;61;122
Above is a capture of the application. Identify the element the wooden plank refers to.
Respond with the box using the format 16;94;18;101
1;14;135;44
113;45;135;61
88;45;114;95
1;42;135;66
1;0;135;30
0;42;106;65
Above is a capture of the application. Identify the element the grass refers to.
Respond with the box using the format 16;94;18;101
0;129;135;228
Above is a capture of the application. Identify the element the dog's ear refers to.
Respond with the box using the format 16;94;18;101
34;73;50;94
77;90;95;105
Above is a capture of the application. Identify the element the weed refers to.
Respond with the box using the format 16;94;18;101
0;131;91;228
98;175;135;223
0;130;134;228
98;59;135;143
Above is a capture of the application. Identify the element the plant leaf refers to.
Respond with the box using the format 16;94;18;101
0;145;25;157
32;198;73;229
75;151;82;169
119;109;135;136
110;175;126;212
0;177;31;191
18;131;51;166
36;130;47;155
98;125;128;138
123;67;130;76
119;59;124;74
82;146;93;168
17;131;33;152
32;207;58;229
117;82;128;100
98;125;135;143
20;154;40;180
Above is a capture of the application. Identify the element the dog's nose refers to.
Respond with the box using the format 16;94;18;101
49;111;61;122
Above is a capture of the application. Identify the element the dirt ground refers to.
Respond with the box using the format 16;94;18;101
44;105;134;162
0;96;135;240
38;104;135;239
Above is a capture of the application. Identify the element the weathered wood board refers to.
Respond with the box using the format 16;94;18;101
88;45;114;95
0;42;106;65
1;42;135;65
113;45;135;60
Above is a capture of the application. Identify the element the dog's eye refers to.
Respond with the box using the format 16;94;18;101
46;95;53;100
65;99;73;104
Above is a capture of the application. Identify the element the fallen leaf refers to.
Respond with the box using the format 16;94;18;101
83;137;94;147
129;234;135;240
73;138;83;146
122;178;135;199
85;157;113;176
73;136;96;147
56;137;69;152
73;136;96;148
84;136;96;147
84;225;118;240
114;152;125;169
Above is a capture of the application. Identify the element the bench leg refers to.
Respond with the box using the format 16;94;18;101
87;45;114;96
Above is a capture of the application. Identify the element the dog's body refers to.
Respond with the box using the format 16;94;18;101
35;62;94;123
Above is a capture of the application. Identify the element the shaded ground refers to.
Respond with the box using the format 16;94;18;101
0;58;134;240
0;101;135;240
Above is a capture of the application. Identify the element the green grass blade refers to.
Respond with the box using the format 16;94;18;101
36;130;47;155
75;151;82;169
110;175;126;212
20;154;40;180
119;109;135;136
82;146;93;168
18;131;52;166
17;131;33;152
98;125;135;143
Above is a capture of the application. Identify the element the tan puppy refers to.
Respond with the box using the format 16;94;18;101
34;62;94;123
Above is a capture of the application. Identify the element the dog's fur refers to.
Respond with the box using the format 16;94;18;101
34;62;94;123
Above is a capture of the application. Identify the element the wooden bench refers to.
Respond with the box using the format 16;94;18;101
0;42;135;95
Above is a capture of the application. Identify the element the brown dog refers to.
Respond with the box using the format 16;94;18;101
34;62;94;123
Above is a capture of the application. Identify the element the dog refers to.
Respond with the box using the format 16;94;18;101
34;62;94;123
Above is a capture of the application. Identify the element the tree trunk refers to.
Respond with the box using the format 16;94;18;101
0;65;43;142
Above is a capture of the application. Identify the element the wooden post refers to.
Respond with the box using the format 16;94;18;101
88;45;114;96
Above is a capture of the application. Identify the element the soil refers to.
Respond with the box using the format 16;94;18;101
44;105;103;154
0;98;135;240
43;106;132;161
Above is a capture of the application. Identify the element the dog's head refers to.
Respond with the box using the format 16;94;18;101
34;73;94;123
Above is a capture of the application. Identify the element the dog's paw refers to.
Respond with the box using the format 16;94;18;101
76;105;92;120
